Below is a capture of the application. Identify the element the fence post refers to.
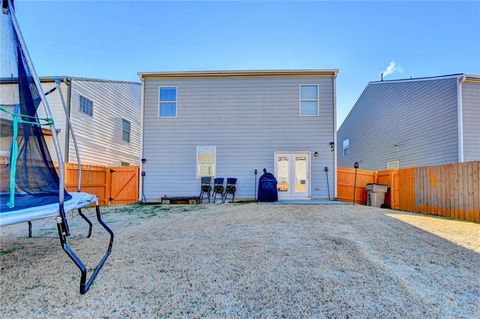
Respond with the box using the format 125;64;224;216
105;167;112;206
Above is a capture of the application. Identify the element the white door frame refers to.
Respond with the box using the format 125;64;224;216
274;151;311;199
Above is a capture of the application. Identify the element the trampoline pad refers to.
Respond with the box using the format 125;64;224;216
0;192;97;226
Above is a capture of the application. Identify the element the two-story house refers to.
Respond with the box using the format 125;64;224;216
139;69;338;201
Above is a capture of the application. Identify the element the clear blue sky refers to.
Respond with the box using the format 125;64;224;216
14;0;480;127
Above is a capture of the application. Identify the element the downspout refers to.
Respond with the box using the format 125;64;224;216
139;76;145;202
457;75;466;162
64;77;72;162
333;72;338;199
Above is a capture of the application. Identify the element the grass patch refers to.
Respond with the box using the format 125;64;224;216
102;204;207;219
0;244;26;256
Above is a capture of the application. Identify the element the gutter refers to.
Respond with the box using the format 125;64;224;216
138;69;339;80
333;75;338;198
457;75;466;162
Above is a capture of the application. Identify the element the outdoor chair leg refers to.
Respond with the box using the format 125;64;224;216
78;209;93;238
28;221;32;238
57;205;114;294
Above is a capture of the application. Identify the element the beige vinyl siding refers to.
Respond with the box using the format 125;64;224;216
142;76;336;200
337;77;459;170
68;80;141;166
462;81;480;161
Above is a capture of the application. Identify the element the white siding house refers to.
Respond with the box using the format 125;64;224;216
139;69;338;201
337;74;480;170
1;77;141;166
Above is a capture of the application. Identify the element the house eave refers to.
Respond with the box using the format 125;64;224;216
138;69;339;80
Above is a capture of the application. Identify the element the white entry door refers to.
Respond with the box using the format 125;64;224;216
274;152;310;199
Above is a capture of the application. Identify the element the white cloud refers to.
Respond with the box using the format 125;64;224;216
381;61;403;77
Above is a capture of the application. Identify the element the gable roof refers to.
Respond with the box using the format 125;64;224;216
338;73;479;132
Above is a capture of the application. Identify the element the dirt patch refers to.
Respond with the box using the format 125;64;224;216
1;204;479;318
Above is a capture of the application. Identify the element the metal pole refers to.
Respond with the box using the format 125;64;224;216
353;162;359;205
254;169;258;202
57;79;82;192
8;1;65;207
324;167;330;200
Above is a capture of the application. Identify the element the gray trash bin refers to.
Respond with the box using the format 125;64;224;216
366;183;389;207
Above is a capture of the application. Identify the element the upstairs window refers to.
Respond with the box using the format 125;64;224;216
159;87;177;117
197;146;216;177
300;84;319;116
343;139;350;157
79;95;93;116
122;119;131;142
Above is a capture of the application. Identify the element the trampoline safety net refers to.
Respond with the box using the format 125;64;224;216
0;2;71;212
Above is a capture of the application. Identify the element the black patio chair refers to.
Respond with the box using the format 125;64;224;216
199;177;212;203
223;178;237;203
212;178;224;203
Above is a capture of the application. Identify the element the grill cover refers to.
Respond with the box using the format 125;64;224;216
257;170;278;202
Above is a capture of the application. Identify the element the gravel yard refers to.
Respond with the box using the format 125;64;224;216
1;203;479;319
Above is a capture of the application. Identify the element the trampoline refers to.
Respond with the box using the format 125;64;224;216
1;0;113;294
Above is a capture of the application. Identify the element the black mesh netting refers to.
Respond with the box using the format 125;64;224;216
1;3;70;212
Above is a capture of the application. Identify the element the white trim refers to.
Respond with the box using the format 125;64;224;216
121;118;131;143
79;94;94;117
457;76;465;162
139;69;339;79
196;146;217;178
387;161;400;169
342;139;350;157
299;84;320;116
158;86;178;118
139;79;145;201
274;151;311;199
333;76;337;198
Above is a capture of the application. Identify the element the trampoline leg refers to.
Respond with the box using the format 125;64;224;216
78;209;93;238
57;205;114;294
28;221;32;238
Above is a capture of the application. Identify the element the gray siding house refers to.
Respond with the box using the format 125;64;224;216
139;69;338;201
1;76;141;166
337;74;480;170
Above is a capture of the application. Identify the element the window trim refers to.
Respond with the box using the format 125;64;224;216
343;139;350;157
79;95;94;117
387;161;400;170
196;146;216;178
299;84;319;117
158;86;178;118
122;118;131;143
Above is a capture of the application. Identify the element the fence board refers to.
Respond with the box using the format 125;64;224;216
337;168;376;204
337;161;480;223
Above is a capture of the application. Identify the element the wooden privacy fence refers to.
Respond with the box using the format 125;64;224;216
0;157;139;206
64;163;139;206
337;161;480;223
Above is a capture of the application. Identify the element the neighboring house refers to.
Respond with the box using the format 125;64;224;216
0;76;141;166
337;74;480;171
139;69;338;201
